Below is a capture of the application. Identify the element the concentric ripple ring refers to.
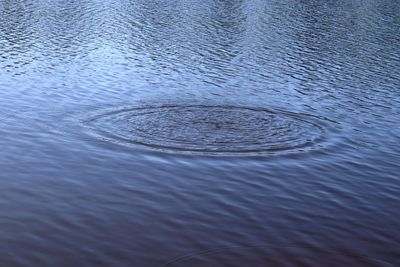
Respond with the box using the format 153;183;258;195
83;105;326;155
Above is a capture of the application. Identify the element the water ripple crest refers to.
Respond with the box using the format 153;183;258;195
83;105;326;155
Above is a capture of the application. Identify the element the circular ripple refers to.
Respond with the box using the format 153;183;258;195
161;246;392;267
83;105;325;155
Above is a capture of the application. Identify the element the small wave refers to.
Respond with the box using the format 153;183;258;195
161;245;394;267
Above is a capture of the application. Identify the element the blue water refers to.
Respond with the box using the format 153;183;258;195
0;0;399;266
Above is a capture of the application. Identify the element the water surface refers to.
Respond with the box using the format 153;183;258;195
0;0;399;266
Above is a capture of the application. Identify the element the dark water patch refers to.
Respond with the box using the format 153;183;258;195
83;105;326;156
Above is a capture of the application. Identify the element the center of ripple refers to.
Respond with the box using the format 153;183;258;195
83;105;325;155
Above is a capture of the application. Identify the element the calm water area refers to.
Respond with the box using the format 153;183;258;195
0;0;399;266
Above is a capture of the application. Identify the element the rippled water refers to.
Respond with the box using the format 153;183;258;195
83;105;326;155
1;0;399;266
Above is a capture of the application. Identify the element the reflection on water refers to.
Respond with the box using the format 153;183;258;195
0;0;399;266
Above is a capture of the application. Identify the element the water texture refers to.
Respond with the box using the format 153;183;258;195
0;0;399;266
